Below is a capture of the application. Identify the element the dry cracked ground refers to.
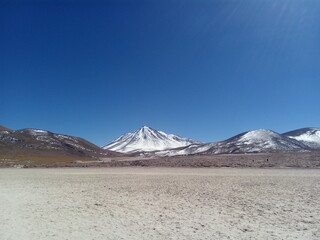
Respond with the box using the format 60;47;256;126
1;168;320;240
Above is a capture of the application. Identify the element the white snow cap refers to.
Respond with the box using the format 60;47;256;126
102;126;201;153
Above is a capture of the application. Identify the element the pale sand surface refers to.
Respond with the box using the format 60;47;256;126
1;168;320;240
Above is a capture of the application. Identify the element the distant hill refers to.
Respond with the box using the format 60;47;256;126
0;126;123;166
282;128;320;150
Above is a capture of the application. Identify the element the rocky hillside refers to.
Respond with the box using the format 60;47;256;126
0;126;122;165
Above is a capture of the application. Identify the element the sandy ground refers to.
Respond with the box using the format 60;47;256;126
0;168;320;240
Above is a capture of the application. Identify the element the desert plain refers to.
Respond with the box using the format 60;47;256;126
1;167;320;240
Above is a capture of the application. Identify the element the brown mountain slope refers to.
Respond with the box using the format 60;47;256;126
0;127;124;166
0;126;13;132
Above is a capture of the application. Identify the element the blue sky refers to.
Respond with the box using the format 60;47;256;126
1;0;320;145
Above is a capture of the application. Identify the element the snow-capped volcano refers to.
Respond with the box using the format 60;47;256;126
102;126;202;153
282;128;320;149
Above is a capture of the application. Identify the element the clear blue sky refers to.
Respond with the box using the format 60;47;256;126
1;0;320;146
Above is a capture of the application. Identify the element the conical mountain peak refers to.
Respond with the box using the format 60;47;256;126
137;126;153;132
102;126;201;153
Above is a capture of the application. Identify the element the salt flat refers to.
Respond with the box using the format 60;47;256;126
0;168;320;240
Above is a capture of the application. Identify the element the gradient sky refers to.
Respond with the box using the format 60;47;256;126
1;0;320;146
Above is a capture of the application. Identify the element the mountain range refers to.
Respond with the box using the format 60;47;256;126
1;125;320;165
103;126;320;156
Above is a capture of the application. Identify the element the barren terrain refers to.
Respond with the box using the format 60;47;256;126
32;151;320;168
1;168;320;239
